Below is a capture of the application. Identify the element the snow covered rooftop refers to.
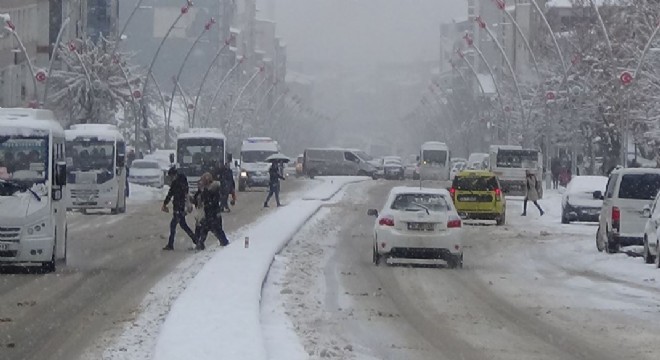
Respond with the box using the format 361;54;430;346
421;141;449;150
66;124;123;142
177;128;226;140
0;109;65;137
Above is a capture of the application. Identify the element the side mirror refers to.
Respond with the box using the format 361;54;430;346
54;161;67;187
643;207;652;218
116;154;126;168
593;190;603;200
169;153;175;164
367;209;379;217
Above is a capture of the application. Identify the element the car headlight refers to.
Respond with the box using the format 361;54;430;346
240;171;248;177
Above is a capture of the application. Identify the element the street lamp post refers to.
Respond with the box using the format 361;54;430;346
165;18;216;147
1;15;39;105
225;66;264;135
202;57;245;125
42;17;71;106
191;36;234;127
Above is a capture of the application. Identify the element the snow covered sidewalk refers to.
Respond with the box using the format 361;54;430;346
150;177;367;360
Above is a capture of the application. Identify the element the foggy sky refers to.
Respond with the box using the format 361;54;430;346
261;0;467;67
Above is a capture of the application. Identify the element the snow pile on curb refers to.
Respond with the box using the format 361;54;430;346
153;177;365;360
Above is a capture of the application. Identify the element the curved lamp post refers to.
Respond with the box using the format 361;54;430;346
165;17;216;147
42;17;71;106
254;81;277;125
202;57;245;125
2;16;38;104
191;36;234;126
138;0;192;153
225;66;264;135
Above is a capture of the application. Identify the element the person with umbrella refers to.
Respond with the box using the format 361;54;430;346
264;154;288;208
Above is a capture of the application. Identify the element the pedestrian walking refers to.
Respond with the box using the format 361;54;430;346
195;173;230;250
161;167;197;250
214;162;236;212
264;161;285;208
522;170;544;216
551;157;561;189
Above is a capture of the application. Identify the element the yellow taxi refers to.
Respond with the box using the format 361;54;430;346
449;170;506;225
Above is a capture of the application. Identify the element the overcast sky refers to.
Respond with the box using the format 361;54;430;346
259;0;467;67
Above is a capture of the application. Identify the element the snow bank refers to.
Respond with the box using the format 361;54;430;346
152;177;365;360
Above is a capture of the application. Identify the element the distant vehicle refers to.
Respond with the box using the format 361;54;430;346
597;167;660;253
176;128;229;194
642;191;660;267
403;154;418;179
302;148;376;178
450;170;506;225
143;149;175;185
65;124;127;214
239;137;280;191
449;161;467;181
489;145;543;197
295;154;304;177
367;186;464;268
561;176;608;224
450;157;467;168
381;157;405;180
128;159;165;188
467;153;489;170
419;142;450;181
0;108;68;272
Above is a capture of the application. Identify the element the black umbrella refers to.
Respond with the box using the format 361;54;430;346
265;153;290;163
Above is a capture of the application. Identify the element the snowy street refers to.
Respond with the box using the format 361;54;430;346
0;180;305;360
262;180;660;360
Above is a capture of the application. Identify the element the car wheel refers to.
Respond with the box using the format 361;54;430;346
308;170;318;179
42;245;56;273
496;212;506;226
605;231;619;254
596;226;604;252
447;254;463;269
561;208;570;224
643;236;655;264
372;242;381;266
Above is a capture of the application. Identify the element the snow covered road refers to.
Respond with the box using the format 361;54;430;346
263;181;660;359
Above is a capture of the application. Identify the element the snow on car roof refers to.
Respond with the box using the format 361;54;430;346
568;176;608;193
0;109;64;137
490;145;523;150
389;186;450;196
65;124;124;141
611;167;660;175
177;128;226;140
421;141;448;150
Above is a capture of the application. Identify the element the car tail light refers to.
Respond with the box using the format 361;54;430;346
612;206;620;232
379;216;395;226
494;188;502;200
447;216;462;228
449;187;456;201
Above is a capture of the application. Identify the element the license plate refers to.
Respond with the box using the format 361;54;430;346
408;222;435;231
460;196;477;202
0;243;10;251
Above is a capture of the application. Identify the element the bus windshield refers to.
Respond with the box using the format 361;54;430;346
422;150;447;166
66;139;115;184
0;135;48;186
177;138;225;176
496;150;538;168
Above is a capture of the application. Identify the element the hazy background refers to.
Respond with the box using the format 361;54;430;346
258;0;467;153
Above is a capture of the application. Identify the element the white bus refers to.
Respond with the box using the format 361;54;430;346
238;137;279;192
176;128;228;194
419;141;451;181
65;124;127;214
489;145;543;197
0;109;68;272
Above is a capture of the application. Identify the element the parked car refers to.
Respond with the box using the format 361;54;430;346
381;158;405;180
450;161;467;181
642;191;660;267
450;170;506;225
143;149;175;185
596;167;660;253
561;175;608;224
367;186;464;268
128;159;165;188
467;153;489;170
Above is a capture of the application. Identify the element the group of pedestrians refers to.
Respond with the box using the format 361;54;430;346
161;160;286;251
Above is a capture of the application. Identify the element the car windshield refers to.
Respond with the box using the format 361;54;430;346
453;176;498;191
242;150;277;163
384;160;401;166
0;135;48;186
618;173;660;200
496;150;538;168
390;193;449;212
131;161;160;169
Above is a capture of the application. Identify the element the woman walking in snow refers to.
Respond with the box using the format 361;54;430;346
522;170;544;216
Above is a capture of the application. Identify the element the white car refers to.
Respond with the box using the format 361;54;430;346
449;161;467;180
642;191;660;267
596;167;660;253
367;186;464;268
561;175;608;224
128;159;164;188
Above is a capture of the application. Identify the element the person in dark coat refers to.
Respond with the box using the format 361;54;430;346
264;161;285;207
213;162;236;212
550;157;561;189
161;167;196;250
195;173;230;250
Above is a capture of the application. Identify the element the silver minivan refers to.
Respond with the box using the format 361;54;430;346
303;148;376;178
